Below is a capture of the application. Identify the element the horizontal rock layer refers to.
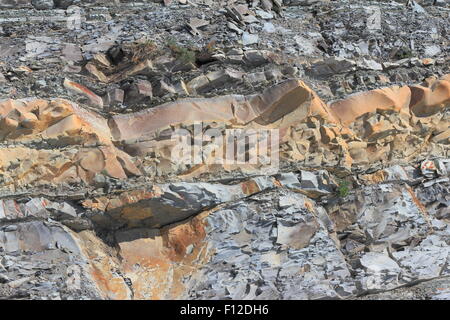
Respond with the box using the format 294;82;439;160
0;74;449;192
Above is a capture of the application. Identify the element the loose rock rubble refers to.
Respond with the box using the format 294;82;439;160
0;0;449;300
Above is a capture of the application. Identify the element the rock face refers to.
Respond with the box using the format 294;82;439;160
1;74;448;190
0;0;449;300
2;160;450;299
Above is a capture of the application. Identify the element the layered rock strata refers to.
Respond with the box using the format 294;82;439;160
0;73;449;299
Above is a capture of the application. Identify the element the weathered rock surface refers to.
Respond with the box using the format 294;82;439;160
2;159;450;299
1;73;448;191
0;0;449;300
1;76;449;300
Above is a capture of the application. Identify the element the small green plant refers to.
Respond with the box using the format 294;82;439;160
166;38;197;64
166;38;178;50
394;47;413;60
337;180;350;198
178;48;196;64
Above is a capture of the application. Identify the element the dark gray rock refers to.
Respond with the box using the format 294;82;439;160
31;0;54;10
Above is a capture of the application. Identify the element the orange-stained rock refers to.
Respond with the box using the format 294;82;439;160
82;189;160;213
409;77;450;117
0;117;18;140
0;74;449;188
251;79;336;126
109;79;334;142
0;98;111;144
0;145;139;190
109;95;250;141
106;213;211;300
329;85;411;125
64;78;104;108
77;149;105;173
162;216;207;262
0;97;142;188
329;75;449;124
41;114;83;139
76;231;132;300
